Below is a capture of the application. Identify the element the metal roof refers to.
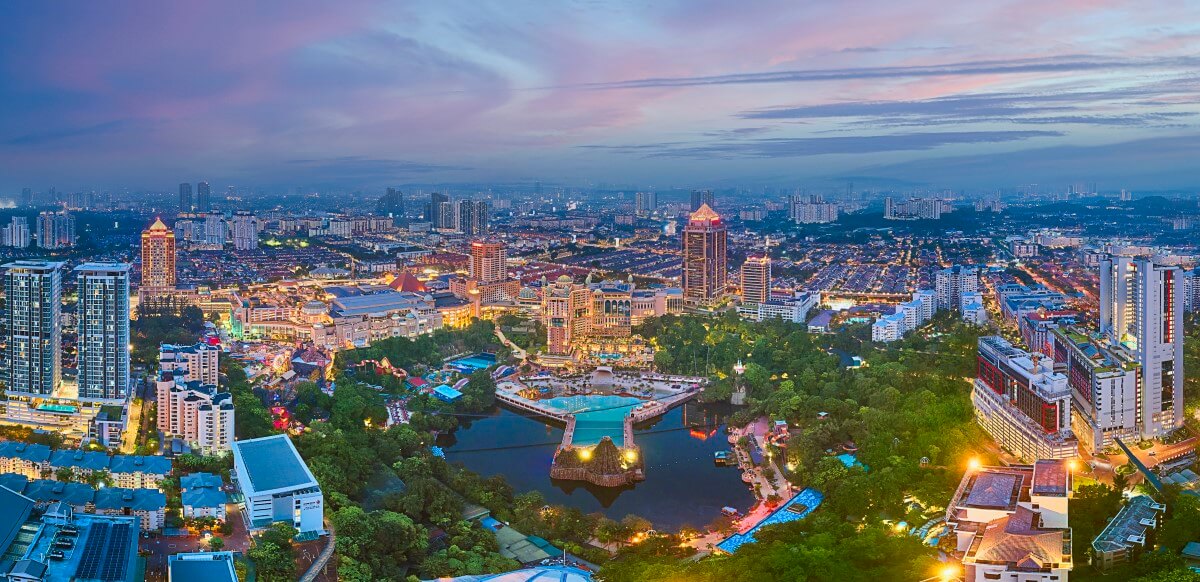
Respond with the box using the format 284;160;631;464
232;434;318;494
168;552;239;582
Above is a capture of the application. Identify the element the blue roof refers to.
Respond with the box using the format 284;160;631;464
232;434;318;494
0;473;29;494
108;454;172;476
182;487;227;510
180;472;223;491
717;488;823;554
432;384;463;402
48;449;110;472
94;487;166;512
24;479;95;506
0;482;33;560
0;442;51;464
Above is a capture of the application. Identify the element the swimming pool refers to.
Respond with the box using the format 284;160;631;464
541;395;641;447
450;353;497;372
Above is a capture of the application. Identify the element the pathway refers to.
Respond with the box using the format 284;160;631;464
299;523;336;582
495;326;527;360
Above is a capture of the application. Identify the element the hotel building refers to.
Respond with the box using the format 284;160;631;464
451;239;521;306
681;204;727;306
972;336;1077;461
140;218;176;292
945;460;1073;582
1097;256;1183;438
542;275;683;359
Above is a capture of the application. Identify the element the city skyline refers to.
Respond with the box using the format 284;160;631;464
2;1;1200;192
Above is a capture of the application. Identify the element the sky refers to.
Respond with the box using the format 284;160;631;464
2;0;1200;193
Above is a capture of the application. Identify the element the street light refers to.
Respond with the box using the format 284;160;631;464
967;457;982;472
938;564;961;581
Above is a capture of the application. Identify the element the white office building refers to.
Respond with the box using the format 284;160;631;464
35;211;75;249
739;291;819;323
74;263;132;401
203;212;226;246
231;434;324;535
2;217;30;248
790;195;839;224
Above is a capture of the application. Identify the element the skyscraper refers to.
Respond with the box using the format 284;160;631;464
740;254;771;305
635;192;658;216
20;188;32;207
469;240;507;284
429;192;449;227
378;187;405;217
140;217;176;291
1099;255;1183;437
2;260;64;396
74;263;131;400
457;200;490;235
690;189;714;211
230;211;259;250
2;217;30;248
203;211;225;246
196;181;211;211
681;204;727;305
179;183;193;211
35;211;75;249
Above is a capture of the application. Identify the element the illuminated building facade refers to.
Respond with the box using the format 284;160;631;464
972;336;1077;461
1098;256;1183;438
681;204;727;306
140;218;176;292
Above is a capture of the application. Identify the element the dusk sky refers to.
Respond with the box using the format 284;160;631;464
3;1;1200;192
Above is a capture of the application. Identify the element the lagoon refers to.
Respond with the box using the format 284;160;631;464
439;400;756;530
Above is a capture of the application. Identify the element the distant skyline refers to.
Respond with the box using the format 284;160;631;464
2;1;1200;192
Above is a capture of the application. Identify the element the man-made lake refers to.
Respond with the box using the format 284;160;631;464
439;401;756;531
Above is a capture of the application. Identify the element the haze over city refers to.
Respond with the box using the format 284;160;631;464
3;1;1200;191
4;3;1200;582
